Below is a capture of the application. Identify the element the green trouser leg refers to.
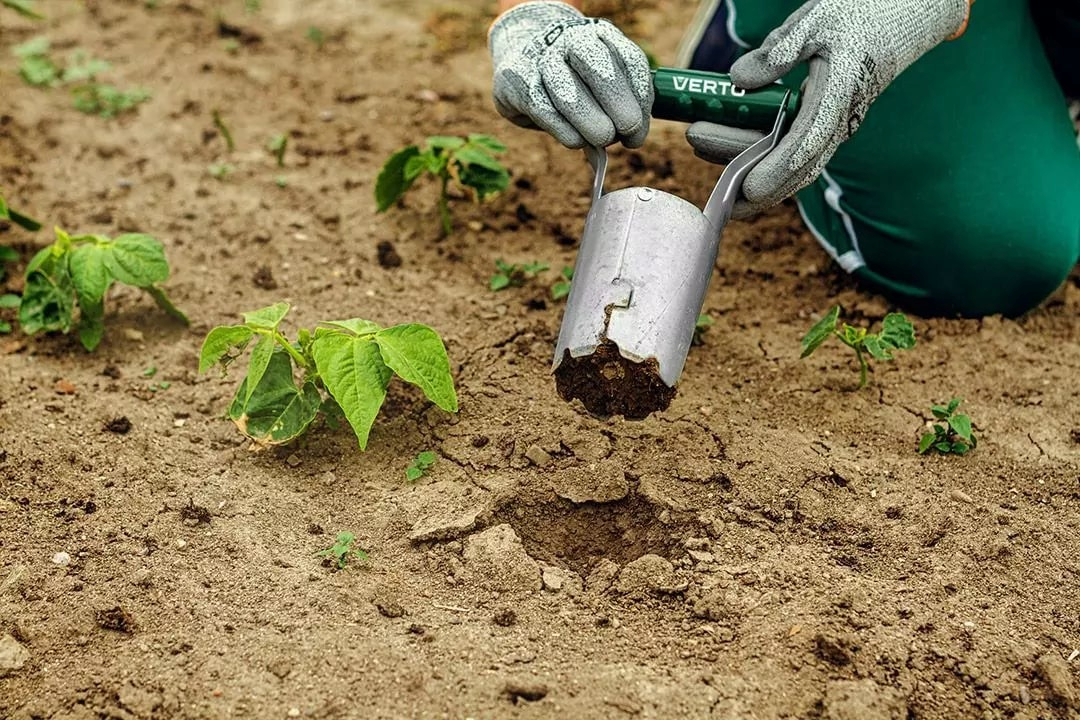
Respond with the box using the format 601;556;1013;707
728;0;1080;317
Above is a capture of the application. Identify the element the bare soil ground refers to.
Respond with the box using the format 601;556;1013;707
1;2;1078;719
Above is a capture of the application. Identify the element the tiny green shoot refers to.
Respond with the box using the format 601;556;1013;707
919;398;977;455
0;193;42;231
316;531;367;570
71;84;150;118
0;293;20;334
18;228;188;350
306;26;325;49
376;134;509;237
692;313;714;346
275;176;288;188
212;110;235;152
551;266;573;301
490;259;548;291
800;306;916;388
13;37;58;86
208;163;235;180
199;302;459;449
244;0;261;13
405;450;437;481
142;366;157;377
2;0;43;19
267;134;287;167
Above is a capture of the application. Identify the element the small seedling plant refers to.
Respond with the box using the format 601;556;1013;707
376;134;509;236
551;266;573;301
800;306;916;388
267;134;287;167
919;398;977;455
316;531;368;570
19;228;187;350
405;450;436;481
0;192;41;232
490;259;548;291
199;302;459;449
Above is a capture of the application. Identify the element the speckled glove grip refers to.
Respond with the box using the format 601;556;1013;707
687;0;968;218
490;1;654;148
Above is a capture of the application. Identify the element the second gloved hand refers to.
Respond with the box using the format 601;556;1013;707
686;0;969;218
489;1;654;149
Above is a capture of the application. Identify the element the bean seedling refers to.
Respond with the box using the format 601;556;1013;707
919;398;977;455
316;531;368;569
490;259;548;291
208;163;235;180
551;266;573;301
14;39;150;117
267;134;287;167
19;228;187;350
800;306;915;388
375;134;509;236
200;302;459;449
212;110;235;151
405;450;437;481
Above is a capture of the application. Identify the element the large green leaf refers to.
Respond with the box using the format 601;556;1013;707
375;145;420;212
878;312;916;350
69;242;112;310
244;334;275;406
242;302;290;331
311;332;392;450
466;134;506;153
199;324;254;371
948;413;973;443
457;162;510;200
317;319;381;336
799;306;839;359
228;349;320;446
374;324;458;413
105;234;169;287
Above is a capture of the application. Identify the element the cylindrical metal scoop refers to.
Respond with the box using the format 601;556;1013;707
552;69;797;419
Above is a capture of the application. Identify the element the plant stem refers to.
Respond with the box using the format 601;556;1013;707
273;330;310;370
855;346;868;388
438;174;451;237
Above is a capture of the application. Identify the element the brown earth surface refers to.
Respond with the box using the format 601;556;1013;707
1;1;1079;719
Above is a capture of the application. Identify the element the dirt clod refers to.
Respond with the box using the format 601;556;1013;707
492;608;517;627
813;632;858;667
103;416;132;434
179;499;212;526
252;265;278;289
504;680;548;704
614;554;677;599
0;634;30;677
95;606;135;634
376;240;402;268
463;524;541;593
821;679;907;720
1035;653;1078;708
554;343;676;419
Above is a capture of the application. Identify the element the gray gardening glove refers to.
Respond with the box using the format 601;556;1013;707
489;1;654;148
686;0;969;218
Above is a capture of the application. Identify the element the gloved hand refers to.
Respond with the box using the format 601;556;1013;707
686;0;970;218
489;1;654;149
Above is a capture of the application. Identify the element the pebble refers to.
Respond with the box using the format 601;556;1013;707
524;444;552;468
123;328;145;342
287;708;300;717
949;488;974;504
0;635;30;677
286;454;302;468
175;539;188;549
51;552;71;567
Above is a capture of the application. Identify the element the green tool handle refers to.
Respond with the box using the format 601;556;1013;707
651;67;799;130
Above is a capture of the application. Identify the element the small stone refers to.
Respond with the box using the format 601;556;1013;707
285;454;302;468
688;549;715;564
504;680;548;704
0;634;30;677
104;416;132;434
524;444;553;468
287;708;301;717
467;221;484;232
95;606;135;634
123;328;145;342
54;379;77;395
373;597;405;619
949;488;974;504
416;89;439;103
52;551;71;567
1018;685;1031;704
1036;653;1078;708
175;539;188;549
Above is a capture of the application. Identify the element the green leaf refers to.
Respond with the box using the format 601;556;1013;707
879;312;916;350
918;432;936;454
69;242;112;309
311;333;392;450
77;294;105;351
61;54;110;84
0;321;9;334
19;252;73;335
228;349;320;445
426;136;466;151
144;285;189;324
948;413;972;443
799;306;840;359
931;405;950;420
454;146;505;172
0;293;20;309
946;397;962;414
862;335;892;361
318;319;381;336
374;324;458;413
489;273;510;291
375;146;421;212
18;54;58;86
416;450;437;467
0;246;17;263
0;196;42;231
244;334;275;406
105;234;169;286
950;442;969;455
467;134;506;153
200;325;255;371
934;441;951;453
242;302;290;330
405;466;423;482
2;0;43;19
458;162;510;200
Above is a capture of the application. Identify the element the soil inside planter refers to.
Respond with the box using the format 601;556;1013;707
553;341;676;419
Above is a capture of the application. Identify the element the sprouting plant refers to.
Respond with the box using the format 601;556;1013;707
490;259;548;291
919;398;977;455
692;313;714;346
18;228;187;350
208;163;235;180
13;37;58;86
14;40;149;116
306;26;325;49
800;306;915;388
376;134;510;237
1;193;42;232
244;0;261;12
212;110;235;151
2;0;42;19
199;302;459;449
267;134;287;167
61;51;110;84
405;451;437;481
316;531;368;569
0;293;19;334
71;84;150;118
551;266;573;301
275;176;288;188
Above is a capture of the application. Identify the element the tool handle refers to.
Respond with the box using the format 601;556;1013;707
651;67;799;130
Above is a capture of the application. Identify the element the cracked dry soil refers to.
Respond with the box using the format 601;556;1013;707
1;1;1079;719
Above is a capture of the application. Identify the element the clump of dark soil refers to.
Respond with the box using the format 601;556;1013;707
554;341;676;419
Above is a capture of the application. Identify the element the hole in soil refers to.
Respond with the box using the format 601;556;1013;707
494;493;689;575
